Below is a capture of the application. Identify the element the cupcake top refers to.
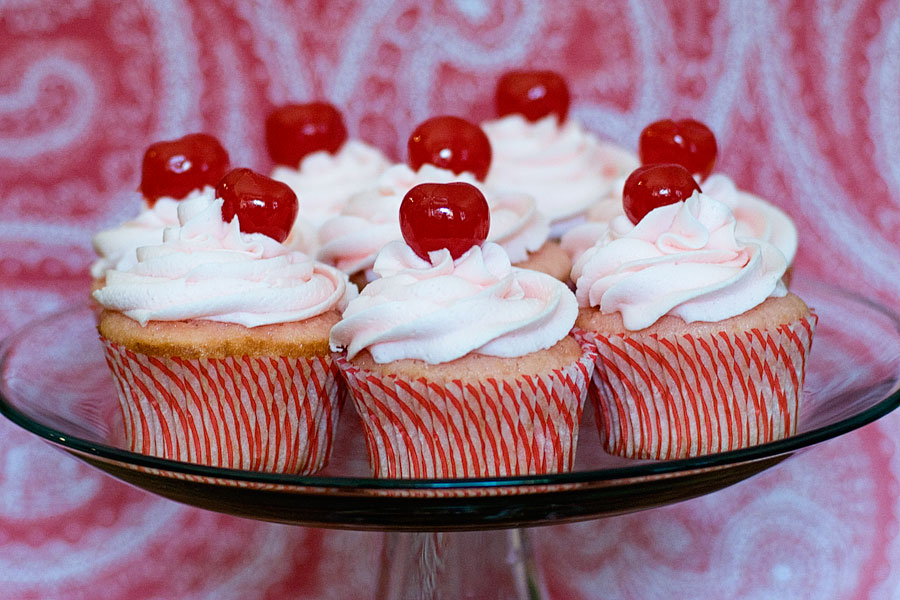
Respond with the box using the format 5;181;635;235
272;139;390;233
572;190;787;331
329;241;577;364
482;114;638;233
265;103;390;254
92;133;230;281
93;194;354;328
316;163;550;277
90;188;209;279
561;172;798;267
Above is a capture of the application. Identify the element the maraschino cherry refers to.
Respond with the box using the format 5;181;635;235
217;168;298;243
407;116;492;181
265;102;348;167
639;118;717;181
399;182;490;260
622;164;701;225
140;133;230;206
495;70;570;123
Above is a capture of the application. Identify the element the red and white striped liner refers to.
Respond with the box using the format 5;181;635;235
101;338;343;474
584;312;817;459
336;335;597;479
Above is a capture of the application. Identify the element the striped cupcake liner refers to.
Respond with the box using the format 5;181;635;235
101;338;342;474
584;313;817;459
336;335;597;479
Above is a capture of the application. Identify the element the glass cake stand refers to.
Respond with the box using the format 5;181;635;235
1;276;899;599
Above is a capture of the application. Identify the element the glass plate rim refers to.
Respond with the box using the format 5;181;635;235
1;279;899;491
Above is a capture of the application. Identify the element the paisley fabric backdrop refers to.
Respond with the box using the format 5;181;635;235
2;1;899;598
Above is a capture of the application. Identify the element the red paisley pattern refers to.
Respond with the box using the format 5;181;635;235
1;1;899;598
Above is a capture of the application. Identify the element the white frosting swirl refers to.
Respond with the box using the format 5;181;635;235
90;186;215;279
330;241;577;364
561;173;799;267
93;196;355;327
316;163;550;278
483;114;639;232
272;139;390;254
702;173;798;265
572;192;787;331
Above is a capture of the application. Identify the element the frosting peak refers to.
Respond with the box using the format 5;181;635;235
572;192;787;331
90;186;215;279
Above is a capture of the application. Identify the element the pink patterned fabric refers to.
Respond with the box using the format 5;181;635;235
1;1;899;598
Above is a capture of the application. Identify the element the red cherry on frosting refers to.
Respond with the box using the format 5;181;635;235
265;102;348;167
639;118;717;181
495;70;570;123
140;133;230;205
407;116;492;181
399;182;490;261
217;168;298;242
622;163;702;225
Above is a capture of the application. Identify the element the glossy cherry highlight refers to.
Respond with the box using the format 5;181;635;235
265;102;349;167
217;168;298;242
495;70;570;123
140;133;230;205
639;118;717;180
622;164;702;225
399;182;490;261
407;116;492;181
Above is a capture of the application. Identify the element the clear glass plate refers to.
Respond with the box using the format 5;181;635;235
1;275;898;532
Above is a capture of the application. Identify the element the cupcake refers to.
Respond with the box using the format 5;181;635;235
318;115;569;285
572;164;816;459
266;102;390;253
90;133;230;292
482;70;639;237
93;168;355;474
561;119;798;280
330;182;596;478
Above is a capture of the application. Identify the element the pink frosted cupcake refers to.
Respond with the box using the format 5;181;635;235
572;164;815;459
482;71;639;237
330;182;595;478
91;133;230;292
266;102;390;254
93;168;355;473
318;116;570;285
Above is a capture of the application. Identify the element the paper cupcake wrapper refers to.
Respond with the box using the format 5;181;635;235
101;338;342;474
585;313;817;459
336;336;597;479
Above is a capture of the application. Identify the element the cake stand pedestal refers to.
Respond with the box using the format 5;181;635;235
377;529;540;600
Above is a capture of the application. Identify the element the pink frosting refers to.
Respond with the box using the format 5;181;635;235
93;196;355;327
90;187;214;279
329;241;577;364
482;114;638;233
272;139;390;254
572;192;788;331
